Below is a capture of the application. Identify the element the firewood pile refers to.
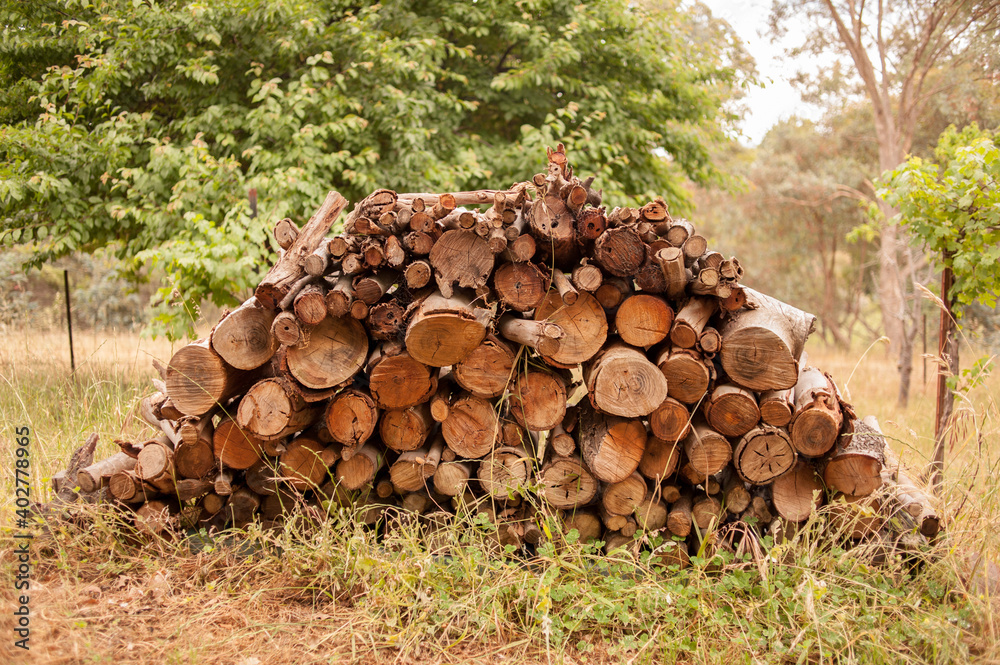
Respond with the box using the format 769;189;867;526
59;145;940;561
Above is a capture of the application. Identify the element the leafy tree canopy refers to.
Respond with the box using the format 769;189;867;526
879;124;1000;312
0;0;751;337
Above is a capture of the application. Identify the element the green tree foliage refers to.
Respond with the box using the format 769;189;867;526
0;0;751;337
879;124;1000;313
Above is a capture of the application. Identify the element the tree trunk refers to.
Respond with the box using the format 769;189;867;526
681;419;732;478
534;291;608;366
654;346;712;405
602;471;647;517
758;388;794;427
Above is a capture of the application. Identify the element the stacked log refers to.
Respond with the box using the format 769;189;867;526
61;145;940;560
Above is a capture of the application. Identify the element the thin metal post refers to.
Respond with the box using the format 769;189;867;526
64;269;75;373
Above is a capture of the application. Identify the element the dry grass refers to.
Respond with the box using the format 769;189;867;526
1;327;999;664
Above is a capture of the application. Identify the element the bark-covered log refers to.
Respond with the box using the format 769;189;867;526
823;417;885;497
477;446;532;499
602;471;647;517
670;297;716;349
615;295;673;348
789;367;843;458
166;339;263;417
578;407;647;484
284;315;368;390
538;456;599;509
497;315;563;357
771;460;824;522
213;416;265;470
405;290;491;367
584;342;668;418
493;261;548;312
452;335;515;399
704;383;760;438
593;226;647;278
681;419;732;478
380;403;434;452
534;291;608;366
257;191;348;308
324;388;379;447
638;435;681;482
655;346;712;405
441;394;500;459
368;348;436;410
209;297;277;370
719;287;816;391
508;370;568;431
237;378;323;441
77;452;136;493
759;388;794;427
732;425;797;486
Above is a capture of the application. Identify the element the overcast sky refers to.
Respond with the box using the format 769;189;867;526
700;0;825;145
